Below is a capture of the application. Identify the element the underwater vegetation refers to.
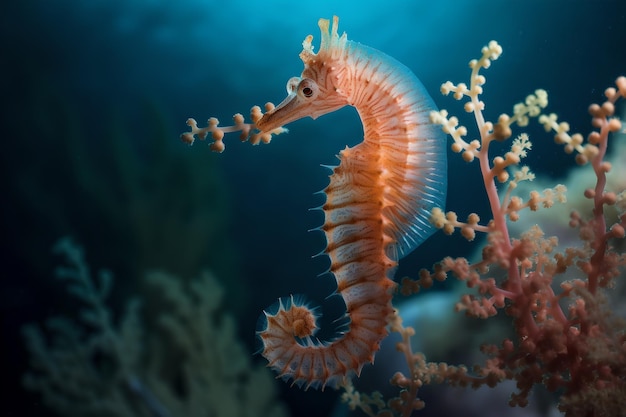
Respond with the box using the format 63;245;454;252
342;42;626;417
182;16;626;417
22;238;288;417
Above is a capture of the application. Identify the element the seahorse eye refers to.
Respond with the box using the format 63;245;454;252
298;78;318;99
286;77;301;94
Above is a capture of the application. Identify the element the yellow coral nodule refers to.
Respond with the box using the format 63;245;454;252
430;207;446;229
180;106;290;153
615;76;626;97
180;132;195;145
209;140;225;153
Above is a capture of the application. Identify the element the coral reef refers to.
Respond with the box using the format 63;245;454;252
341;41;625;417
22;238;288;417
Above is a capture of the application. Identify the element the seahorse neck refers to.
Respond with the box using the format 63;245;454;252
342;44;422;143
333;42;445;259
354;91;411;142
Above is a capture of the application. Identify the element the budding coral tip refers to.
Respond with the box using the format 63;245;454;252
616;76;626;97
210;140;225;153
181;132;195;145
251;106;263;123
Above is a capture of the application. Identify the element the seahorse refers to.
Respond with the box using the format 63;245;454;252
181;16;447;389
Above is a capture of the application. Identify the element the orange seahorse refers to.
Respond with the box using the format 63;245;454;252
181;16;446;389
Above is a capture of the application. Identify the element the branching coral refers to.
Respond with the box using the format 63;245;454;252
181;105;288;152
342;41;626;417
22;238;288;417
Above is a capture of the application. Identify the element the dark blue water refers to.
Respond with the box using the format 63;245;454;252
2;1;625;416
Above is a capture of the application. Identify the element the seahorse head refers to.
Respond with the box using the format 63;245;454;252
256;16;350;132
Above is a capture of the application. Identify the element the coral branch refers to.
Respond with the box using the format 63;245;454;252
391;42;626;416
22;239;288;417
180;103;287;152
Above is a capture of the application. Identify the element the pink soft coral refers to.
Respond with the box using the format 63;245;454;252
342;42;626;417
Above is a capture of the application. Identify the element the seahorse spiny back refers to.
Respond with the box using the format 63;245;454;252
343;41;447;257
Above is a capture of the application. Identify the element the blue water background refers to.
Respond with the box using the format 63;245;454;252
2;1;625;416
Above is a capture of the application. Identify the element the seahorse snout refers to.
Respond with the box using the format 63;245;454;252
255;92;302;132
256;77;346;133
